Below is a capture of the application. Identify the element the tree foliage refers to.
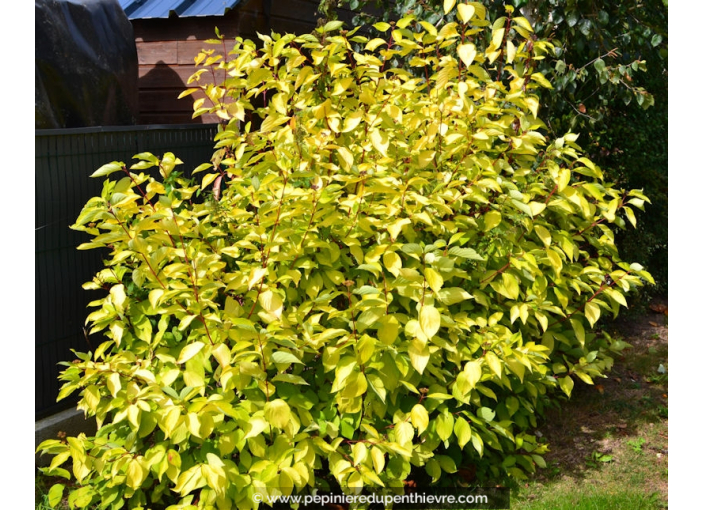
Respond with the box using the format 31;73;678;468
330;0;668;296
38;7;653;509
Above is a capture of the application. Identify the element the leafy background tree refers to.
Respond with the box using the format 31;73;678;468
324;0;668;305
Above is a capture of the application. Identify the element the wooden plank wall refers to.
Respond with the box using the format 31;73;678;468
132;0;357;125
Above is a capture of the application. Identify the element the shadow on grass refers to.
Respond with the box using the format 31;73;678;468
510;304;668;509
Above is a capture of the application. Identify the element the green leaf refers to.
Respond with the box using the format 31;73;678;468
471;434;484;456
448;246;485;261
353;442;368;466
534;225;551;247
320;20;344;33
174;465;206;496
248;266;268;290
624;206;637;227
244;417;268;439
532;454;547;469
126;458;146;489
436;411;454;441
456;360;482;395
425;458;441;481
502;273;520;300
395;421;414;446
68;486;95;508
272;373;309;385
47;484;65;508
437;455;457;473
271;351;303;365
485;352;502;378
594;58;606;74
559;375;575;397
477;407;495;422
371;446;385;474
454;417;472;449
570;317;586;347
424;268;444;293
437;287;472;305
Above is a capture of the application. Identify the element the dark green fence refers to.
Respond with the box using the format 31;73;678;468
35;124;219;419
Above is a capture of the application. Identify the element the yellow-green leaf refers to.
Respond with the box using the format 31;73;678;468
464;359;483;388
444;0;457;15
178;342;205;364
454;417;472;449
126;458;146;489
502;273;520;300
534;224;551;246
411;404;429;434
484;210;501;231
408;340;430;374
419;306;441;338
436;412;454;441
371;446;385;474
485;352;502;378
248;266;267;290
424;268;444;293
378;315;400;344
559;375;574;397
571;317;586;347
395;421;414;446
265;399;292;430
457;43;477;67
457;3;475;23
353;442;368;466
585;301;601;327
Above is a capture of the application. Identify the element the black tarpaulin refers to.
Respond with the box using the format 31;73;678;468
35;0;139;128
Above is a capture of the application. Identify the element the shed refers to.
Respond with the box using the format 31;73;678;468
119;0;354;124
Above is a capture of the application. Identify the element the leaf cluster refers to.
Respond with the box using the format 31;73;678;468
334;0;669;303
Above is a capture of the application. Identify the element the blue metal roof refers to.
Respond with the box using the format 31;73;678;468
119;0;244;20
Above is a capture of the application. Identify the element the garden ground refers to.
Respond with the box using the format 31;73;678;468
511;296;668;509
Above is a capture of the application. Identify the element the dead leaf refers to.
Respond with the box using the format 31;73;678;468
595;384;604;394
649;321;659;327
649;303;668;314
